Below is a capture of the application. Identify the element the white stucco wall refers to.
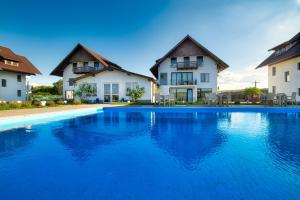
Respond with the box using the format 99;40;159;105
268;56;300;101
157;56;218;101
0;71;27;101
74;70;153;102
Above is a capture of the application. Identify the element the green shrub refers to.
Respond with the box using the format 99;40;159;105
234;100;241;105
46;100;55;106
73;99;82;105
56;99;65;105
33;101;42;107
21;101;32;108
8;101;22;109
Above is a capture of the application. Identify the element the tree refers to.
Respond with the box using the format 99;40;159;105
52;79;63;95
244;87;262;103
127;86;145;102
74;82;97;100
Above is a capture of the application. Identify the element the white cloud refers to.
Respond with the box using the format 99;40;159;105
218;64;268;91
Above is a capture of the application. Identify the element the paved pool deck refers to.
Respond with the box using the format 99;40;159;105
0;104;118;119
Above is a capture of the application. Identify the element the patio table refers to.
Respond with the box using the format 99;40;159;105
276;93;287;106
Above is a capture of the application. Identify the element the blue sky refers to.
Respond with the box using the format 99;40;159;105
1;0;299;89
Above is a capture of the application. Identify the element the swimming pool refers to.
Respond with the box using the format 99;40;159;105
0;108;300;199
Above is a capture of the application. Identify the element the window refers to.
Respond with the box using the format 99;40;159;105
159;73;168;85
94;62;100;68
184;57;190;63
197;88;212;100
285;71;290;82
200;73;210;82
65;90;74;100
298;88;300;96
4;60;19;67
171;72;193;85
170;57;177;66
69;78;74;86
72;63;77;70
17;75;22;82
104;83;119;102
1;79;6;87
197;56;203;65
298;63;300;70
272;67;276;76
126;82;138;95
272;86;276;94
17;90;21;97
83;62;88;67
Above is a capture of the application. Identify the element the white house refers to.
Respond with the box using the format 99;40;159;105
0;46;41;101
50;44;156;103
150;35;229;102
256;32;300;101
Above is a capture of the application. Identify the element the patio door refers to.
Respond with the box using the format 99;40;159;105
187;89;193;102
104;83;119;103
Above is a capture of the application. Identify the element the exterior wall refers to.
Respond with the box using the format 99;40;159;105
74;70;154;102
268;56;300;101
0;71;27;101
62;61;105;96
158;55;218;101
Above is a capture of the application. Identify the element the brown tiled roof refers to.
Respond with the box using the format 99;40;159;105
150;35;229;78
50;43;122;76
256;32;300;68
0;46;41;75
73;66;156;83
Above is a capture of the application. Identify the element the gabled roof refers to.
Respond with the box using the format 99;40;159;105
256;32;300;69
0;46;41;75
72;66;156;83
150;35;229;78
50;43;122;76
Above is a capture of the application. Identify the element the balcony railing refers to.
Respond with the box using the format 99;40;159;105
171;61;202;70
160;79;197;86
73;66;102;74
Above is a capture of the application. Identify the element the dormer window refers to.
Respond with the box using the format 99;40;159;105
170;57;177;66
184;57;190;63
83;62;88;67
72;63;77;70
4;60;19;67
298;63;300;70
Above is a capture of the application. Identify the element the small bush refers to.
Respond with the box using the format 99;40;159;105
33;101;42;107
234;100;240;105
8;101;22;109
21;101;32;108
73;99;82;105
56;99;65;105
46;100;55;107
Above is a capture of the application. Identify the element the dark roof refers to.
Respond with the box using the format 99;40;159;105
50;43;122;76
0;46;41;75
150;35;229;78
73;66;156;83
256;32;300;69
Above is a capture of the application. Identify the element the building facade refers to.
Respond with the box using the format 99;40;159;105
0;46;41;101
51;44;156;102
150;35;229;102
257;32;300;101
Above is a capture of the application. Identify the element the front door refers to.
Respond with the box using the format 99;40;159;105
104;83;119;103
187;89;193;102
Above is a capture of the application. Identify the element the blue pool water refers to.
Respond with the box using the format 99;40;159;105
1;108;300;200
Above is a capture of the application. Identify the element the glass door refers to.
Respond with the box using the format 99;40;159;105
104;83;119;103
187;89;193;102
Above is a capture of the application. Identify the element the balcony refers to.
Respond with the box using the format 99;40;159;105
160;79;197;86
172;61;202;70
73;66;102;74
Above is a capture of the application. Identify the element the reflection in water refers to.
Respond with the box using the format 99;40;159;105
151;112;229;169
0;127;37;158
267;113;300;169
52;111;150;161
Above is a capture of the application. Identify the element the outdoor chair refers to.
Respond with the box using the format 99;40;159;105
206;93;218;105
286;92;297;106
265;93;276;105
